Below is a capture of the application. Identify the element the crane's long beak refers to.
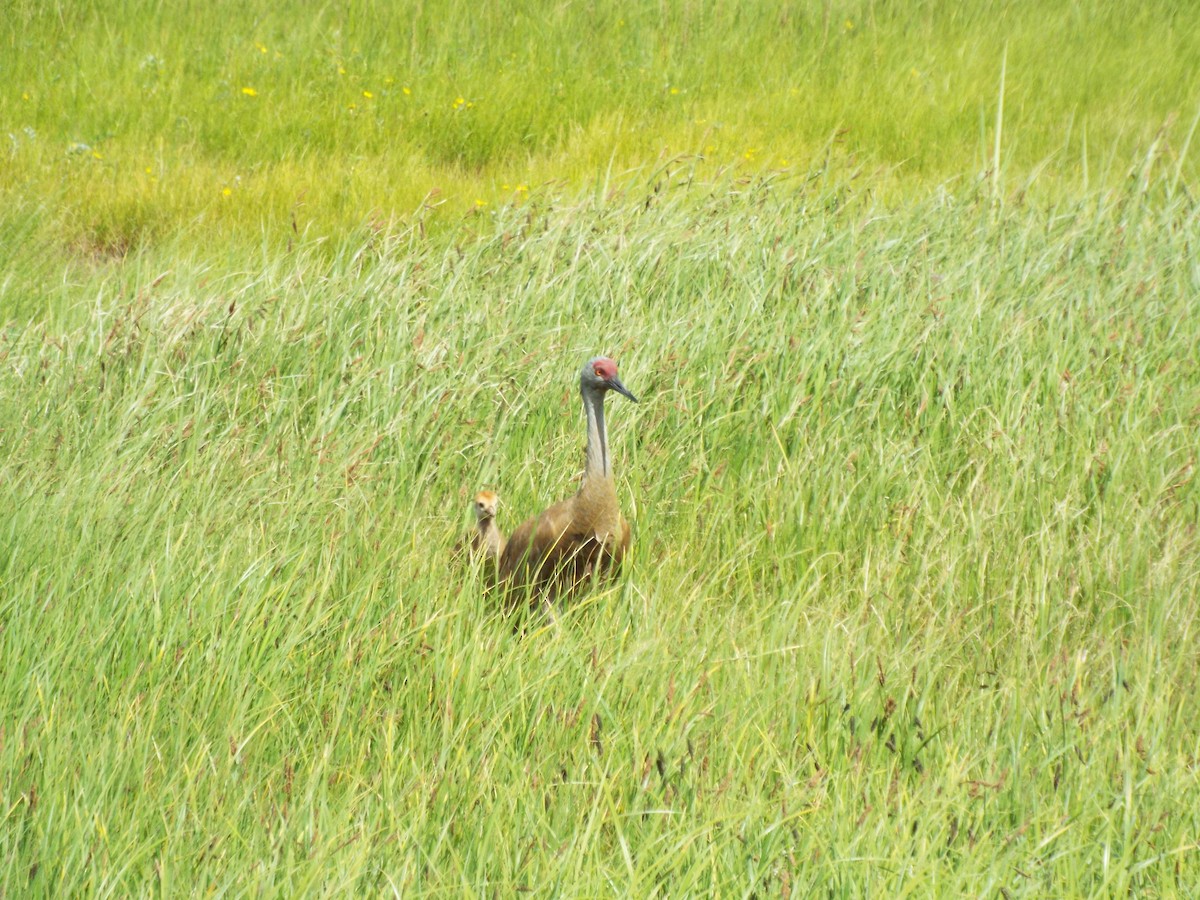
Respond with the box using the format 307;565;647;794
608;376;638;403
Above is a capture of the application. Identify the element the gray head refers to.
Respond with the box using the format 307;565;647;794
580;356;638;402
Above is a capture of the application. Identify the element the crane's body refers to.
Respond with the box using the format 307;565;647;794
500;474;631;595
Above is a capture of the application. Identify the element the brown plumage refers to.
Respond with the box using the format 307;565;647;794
500;356;637;607
456;489;505;565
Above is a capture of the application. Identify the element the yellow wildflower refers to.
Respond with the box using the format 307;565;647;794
92;150;103;160
363;90;373;99
241;87;258;97
22;92;30;101
743;148;757;160
844;19;854;31
222;187;232;197
669;87;680;95
515;183;528;192
474;198;487;208
403;86;411;95
255;42;268;54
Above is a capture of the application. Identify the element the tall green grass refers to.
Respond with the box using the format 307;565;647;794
2;173;1198;892
2;0;1199;894
3;0;1199;252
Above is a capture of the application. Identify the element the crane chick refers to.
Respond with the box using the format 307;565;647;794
457;489;505;566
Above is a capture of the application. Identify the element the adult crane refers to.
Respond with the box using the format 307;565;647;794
500;356;637;611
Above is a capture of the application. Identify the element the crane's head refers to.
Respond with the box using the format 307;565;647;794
581;356;638;402
473;490;499;521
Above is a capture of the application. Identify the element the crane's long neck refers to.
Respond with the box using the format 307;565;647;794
582;386;611;482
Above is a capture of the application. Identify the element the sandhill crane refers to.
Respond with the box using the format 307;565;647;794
456;490;505;566
500;356;637;609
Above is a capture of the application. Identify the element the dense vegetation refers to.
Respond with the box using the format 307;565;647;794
2;1;1198;894
3;0;1198;255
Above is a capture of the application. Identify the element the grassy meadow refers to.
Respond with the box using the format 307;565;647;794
3;0;1199;256
3;0;1200;895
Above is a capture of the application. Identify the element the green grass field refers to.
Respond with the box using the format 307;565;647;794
3;1;1200;895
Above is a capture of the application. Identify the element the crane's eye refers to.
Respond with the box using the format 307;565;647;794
594;366;605;379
